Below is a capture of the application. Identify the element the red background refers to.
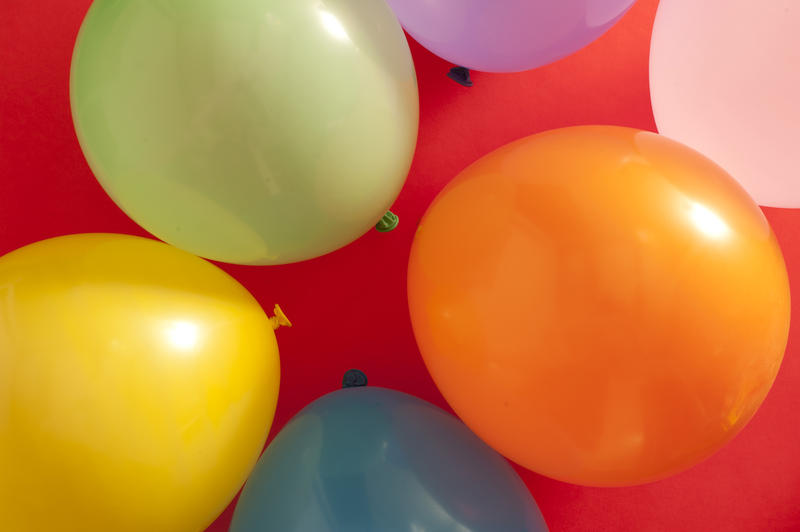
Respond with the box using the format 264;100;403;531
2;1;799;530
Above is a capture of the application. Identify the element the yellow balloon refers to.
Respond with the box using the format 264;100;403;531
0;234;283;531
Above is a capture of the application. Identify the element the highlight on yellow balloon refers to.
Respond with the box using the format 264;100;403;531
0;234;285;532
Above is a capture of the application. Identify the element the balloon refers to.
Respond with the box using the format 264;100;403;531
650;0;800;207
231;383;548;532
71;0;418;265
384;0;636;73
407;126;790;486
0;234;282;531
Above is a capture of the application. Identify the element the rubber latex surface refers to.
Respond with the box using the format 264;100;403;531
408;126;790;486
0;234;280;531
231;387;548;532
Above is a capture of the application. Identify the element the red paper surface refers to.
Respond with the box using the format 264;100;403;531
2;1;799;530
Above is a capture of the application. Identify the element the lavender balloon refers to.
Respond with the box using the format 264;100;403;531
386;0;636;73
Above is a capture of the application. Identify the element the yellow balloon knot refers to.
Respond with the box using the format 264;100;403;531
269;304;292;330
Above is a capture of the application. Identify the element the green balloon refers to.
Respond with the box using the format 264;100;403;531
71;0;418;265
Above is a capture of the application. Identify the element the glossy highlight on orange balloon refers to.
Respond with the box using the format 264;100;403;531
407;126;790;486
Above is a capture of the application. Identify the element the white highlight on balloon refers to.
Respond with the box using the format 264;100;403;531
689;202;729;239
167;321;200;350
319;10;349;41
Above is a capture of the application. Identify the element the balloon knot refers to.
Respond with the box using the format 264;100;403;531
269;304;292;330
342;369;368;388
447;66;473;87
376;210;399;232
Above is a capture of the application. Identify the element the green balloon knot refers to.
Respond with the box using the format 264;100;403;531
376;210;399;232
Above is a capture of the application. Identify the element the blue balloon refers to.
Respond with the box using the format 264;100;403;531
231;385;548;532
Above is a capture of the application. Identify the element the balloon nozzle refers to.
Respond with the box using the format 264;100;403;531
269;304;292;330
342;369;368;388
448;66;473;87
376;210;399;232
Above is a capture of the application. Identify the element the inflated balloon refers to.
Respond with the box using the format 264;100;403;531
407;126;790;486
0;234;283;531
385;0;636;73
650;0;800;207
231;380;548;532
71;0;418;265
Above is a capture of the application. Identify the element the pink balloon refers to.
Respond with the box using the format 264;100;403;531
385;0;636;73
650;0;800;208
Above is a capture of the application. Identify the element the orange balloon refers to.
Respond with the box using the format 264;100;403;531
407;126;790;486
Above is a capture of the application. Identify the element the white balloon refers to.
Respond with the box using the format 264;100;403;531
650;0;800;208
